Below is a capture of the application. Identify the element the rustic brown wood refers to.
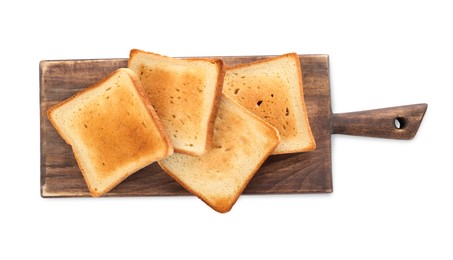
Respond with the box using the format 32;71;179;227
40;55;426;198
40;55;332;197
332;104;427;139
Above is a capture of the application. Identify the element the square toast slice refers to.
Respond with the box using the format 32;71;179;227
47;68;173;197
223;53;316;154
128;49;225;156
159;94;280;213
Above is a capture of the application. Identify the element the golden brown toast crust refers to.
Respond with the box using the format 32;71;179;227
205;60;225;154
48;68;173;197
224;53;316;154
128;49;224;156
159;94;280;213
125;69;173;158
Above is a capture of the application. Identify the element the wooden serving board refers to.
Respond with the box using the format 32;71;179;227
40;55;427;197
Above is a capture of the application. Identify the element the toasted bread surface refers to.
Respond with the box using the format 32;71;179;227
128;49;224;156
159;94;280;213
223;53;316;154
48;68;173;196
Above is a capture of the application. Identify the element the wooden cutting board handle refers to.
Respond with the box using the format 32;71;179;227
332;103;427;139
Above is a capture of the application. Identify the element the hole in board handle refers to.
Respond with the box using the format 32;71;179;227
394;117;407;129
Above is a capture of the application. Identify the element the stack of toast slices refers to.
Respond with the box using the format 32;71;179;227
47;49;316;213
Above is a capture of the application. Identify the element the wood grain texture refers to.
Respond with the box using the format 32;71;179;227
332;104;427;139
40;55;333;197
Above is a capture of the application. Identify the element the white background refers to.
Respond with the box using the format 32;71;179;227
1;1;451;259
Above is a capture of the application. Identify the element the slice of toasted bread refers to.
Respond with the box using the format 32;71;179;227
128;49;224;156
223;53;316;154
48;68;173;197
159;94;280;213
